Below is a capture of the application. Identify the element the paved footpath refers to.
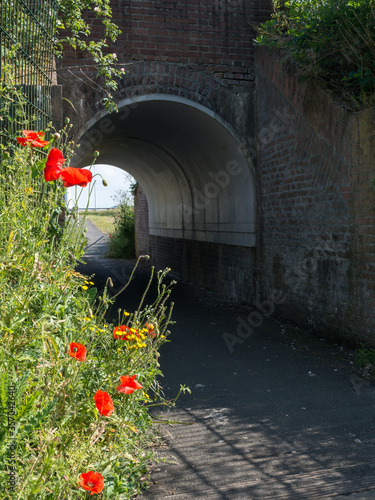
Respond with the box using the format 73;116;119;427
78;226;375;500
82;218;110;259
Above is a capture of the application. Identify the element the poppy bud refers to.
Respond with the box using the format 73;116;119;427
102;179;108;187
64;117;70;125
3;151;9;158
54;133;61;140
94;151;100;158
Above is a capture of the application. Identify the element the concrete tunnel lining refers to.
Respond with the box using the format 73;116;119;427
73;95;256;247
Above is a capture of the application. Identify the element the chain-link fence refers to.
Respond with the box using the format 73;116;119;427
0;0;58;140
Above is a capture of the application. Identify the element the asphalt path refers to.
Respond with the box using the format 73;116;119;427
77;224;375;500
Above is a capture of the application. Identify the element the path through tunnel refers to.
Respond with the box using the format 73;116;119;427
73;95;256;303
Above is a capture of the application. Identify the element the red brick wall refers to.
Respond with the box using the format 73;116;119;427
150;235;255;304
134;183;150;257
350;108;375;344
255;47;375;345
134;183;254;304
61;0;273;85
59;1;273;163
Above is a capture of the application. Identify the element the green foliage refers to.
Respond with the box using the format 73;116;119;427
56;0;123;111
255;0;375;109
0;85;180;498
107;192;136;259
356;343;375;375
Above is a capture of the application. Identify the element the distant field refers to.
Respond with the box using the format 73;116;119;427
82;210;118;235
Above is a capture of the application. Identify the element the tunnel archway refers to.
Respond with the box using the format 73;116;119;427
73;94;256;302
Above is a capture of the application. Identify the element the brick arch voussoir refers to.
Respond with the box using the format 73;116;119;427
114;61;233;119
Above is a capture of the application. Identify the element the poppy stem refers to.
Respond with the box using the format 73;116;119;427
122;392;128;416
28;146;33;165
109;255;145;301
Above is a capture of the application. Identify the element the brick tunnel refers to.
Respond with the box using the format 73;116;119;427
72;94;256;303
59;0;375;342
59;0;272;304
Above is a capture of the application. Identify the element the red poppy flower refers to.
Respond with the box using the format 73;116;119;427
115;375;143;394
94;390;114;416
113;325;132;340
145;322;157;339
69;342;87;362
16;130;49;148
79;471;104;495
59;167;93;187
44;148;66;182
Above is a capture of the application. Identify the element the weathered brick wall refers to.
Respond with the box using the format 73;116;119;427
134;183;150;256
59;0;273;143
61;0;272;84
134;184;254;303
255;47;375;345
350;108;375;344
150;235;255;304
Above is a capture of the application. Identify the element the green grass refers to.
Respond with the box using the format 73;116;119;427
85;212;117;235
106;201;135;259
80;209;118;217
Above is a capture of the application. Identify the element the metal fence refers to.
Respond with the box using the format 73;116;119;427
0;0;58;140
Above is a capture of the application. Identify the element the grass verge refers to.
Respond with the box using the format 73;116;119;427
0;83;185;498
85;211;117;235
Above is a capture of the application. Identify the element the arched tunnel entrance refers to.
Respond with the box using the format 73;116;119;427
73;95;256;303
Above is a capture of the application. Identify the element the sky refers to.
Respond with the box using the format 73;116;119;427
66;164;135;209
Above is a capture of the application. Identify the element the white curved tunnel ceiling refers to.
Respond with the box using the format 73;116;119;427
73;96;256;246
